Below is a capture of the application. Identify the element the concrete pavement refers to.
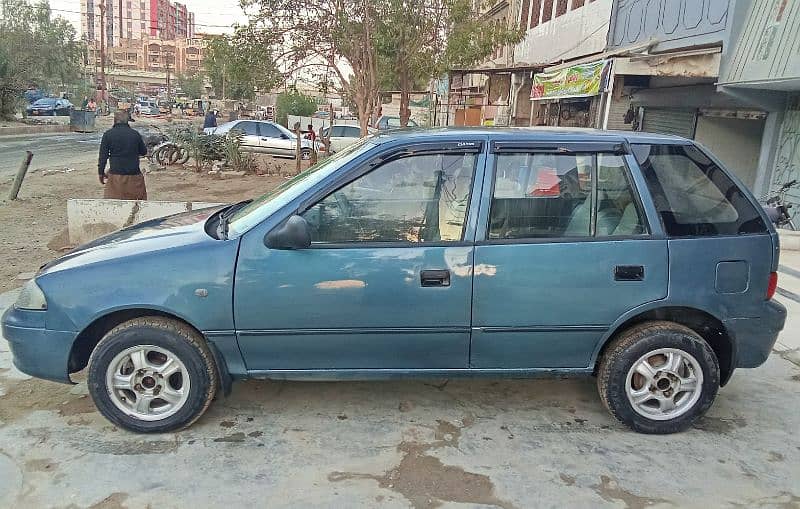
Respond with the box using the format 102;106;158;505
0;292;799;508
0;132;102;180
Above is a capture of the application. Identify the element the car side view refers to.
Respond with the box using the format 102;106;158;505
2;128;786;434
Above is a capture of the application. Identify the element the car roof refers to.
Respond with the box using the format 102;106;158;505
370;126;690;145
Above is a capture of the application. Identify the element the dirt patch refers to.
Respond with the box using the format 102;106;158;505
0;376;93;424
329;415;515;509
213;432;246;443
24;458;58;472
559;473;576;486
592;475;671;509
86;492;129;509
692;416;747;434
219;420;236;428
0;147;294;293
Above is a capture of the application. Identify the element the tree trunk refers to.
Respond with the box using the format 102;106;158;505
399;71;411;127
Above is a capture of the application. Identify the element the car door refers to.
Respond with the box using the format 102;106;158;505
233;142;484;371
471;142;669;369
231;121;261;152
329;126;348;152
257;122;289;156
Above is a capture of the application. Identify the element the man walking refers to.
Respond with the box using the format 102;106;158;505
203;109;217;130
98;110;148;200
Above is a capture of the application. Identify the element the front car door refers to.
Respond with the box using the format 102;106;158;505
259;122;294;157
471;141;669;369
233;141;484;373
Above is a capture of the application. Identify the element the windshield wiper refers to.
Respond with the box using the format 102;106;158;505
216;199;252;240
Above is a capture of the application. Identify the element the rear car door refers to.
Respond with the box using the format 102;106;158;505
471;141;669;369
231;121;261;151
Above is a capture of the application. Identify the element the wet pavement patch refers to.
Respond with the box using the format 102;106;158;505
213;432;246;443
592;475;670;508
328;416;516;509
692;416;747;434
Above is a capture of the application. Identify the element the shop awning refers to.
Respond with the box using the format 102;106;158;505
530;59;612;101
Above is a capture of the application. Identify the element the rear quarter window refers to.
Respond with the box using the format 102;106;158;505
633;144;767;236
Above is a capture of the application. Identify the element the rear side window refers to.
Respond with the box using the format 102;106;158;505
633;144;767;236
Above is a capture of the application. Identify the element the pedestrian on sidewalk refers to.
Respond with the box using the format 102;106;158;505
98;110;148;200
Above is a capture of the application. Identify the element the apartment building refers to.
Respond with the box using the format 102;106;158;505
87;35;206;75
81;0;196;47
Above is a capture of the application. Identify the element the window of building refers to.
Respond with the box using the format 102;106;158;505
541;0;554;22
519;0;531;29
555;0;568;16
488;152;646;239
634;144;766;236
572;0;585;8
530;0;542;27
303;153;476;244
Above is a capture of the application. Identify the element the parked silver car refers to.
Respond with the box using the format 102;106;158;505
205;120;315;159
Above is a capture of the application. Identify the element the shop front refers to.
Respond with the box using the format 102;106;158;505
530;59;612;128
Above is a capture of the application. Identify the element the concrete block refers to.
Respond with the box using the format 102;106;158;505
67;198;224;245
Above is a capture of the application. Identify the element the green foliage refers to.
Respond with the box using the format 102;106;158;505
204;31;281;101
176;73;205;99
275;89;318;126
0;0;85;119
221;131;258;173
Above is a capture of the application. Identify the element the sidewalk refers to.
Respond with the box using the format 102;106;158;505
775;250;800;365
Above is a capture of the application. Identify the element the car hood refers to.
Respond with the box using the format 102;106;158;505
41;205;227;275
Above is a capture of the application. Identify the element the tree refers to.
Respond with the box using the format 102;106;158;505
241;0;380;135
204;32;280;101
0;0;84;119
275;89;317;126
376;0;524;126
177;72;205;99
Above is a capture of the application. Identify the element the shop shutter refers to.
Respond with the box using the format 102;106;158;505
642;108;697;138
606;96;634;131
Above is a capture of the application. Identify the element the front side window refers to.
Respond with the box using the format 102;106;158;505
259;123;281;138
634;144;767;236
489;152;646;239
234;121;259;136
303;152;476;243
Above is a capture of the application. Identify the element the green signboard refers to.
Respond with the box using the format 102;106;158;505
531;60;611;100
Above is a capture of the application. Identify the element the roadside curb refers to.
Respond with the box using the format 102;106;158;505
0;125;71;137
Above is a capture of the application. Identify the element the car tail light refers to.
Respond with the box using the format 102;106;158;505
767;272;778;300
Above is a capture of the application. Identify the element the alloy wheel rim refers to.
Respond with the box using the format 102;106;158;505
625;348;703;421
105;345;190;421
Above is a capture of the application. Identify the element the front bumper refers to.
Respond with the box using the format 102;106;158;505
725;299;787;369
2;307;76;384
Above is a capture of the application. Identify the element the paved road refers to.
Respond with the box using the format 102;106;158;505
0;132;102;179
0;286;798;508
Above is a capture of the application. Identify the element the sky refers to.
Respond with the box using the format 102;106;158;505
48;0;247;35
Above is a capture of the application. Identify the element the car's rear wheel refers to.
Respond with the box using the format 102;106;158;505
597;321;719;434
87;317;218;433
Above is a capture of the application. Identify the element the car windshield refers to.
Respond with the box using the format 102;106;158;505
227;137;377;236
34;98;57;106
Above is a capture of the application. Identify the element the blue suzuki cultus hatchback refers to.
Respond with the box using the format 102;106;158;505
2;128;786;434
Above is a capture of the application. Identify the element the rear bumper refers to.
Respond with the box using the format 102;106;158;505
725;299;787;369
2;307;76;384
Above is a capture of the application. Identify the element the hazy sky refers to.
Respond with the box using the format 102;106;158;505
49;0;248;35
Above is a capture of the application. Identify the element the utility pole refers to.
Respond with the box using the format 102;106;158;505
98;0;107;102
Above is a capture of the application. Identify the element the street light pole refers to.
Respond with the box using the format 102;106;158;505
98;0;107;102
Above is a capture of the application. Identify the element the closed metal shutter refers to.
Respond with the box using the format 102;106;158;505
606;96;634;131
642;108;697;138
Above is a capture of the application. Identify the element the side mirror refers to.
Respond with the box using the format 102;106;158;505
264;215;311;250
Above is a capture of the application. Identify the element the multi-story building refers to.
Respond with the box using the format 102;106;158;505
81;0;195;47
88;35;206;75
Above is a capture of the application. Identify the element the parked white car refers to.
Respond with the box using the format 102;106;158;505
205;120;316;160
320;125;376;153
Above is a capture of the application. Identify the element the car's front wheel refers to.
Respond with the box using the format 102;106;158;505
87;317;218;433
597;321;719;434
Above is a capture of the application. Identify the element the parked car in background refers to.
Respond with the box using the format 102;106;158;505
2;128;786;434
205;119;315;160
26;98;73;116
137;101;159;115
320;125;375;153
375;115;418;130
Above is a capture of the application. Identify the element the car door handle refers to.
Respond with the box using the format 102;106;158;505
615;265;645;281
420;269;450;287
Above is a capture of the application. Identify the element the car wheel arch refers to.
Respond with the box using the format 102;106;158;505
593;305;735;386
67;307;209;376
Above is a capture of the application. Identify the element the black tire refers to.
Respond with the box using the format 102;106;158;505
597;321;720;434
87;317;218;433
174;147;190;165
